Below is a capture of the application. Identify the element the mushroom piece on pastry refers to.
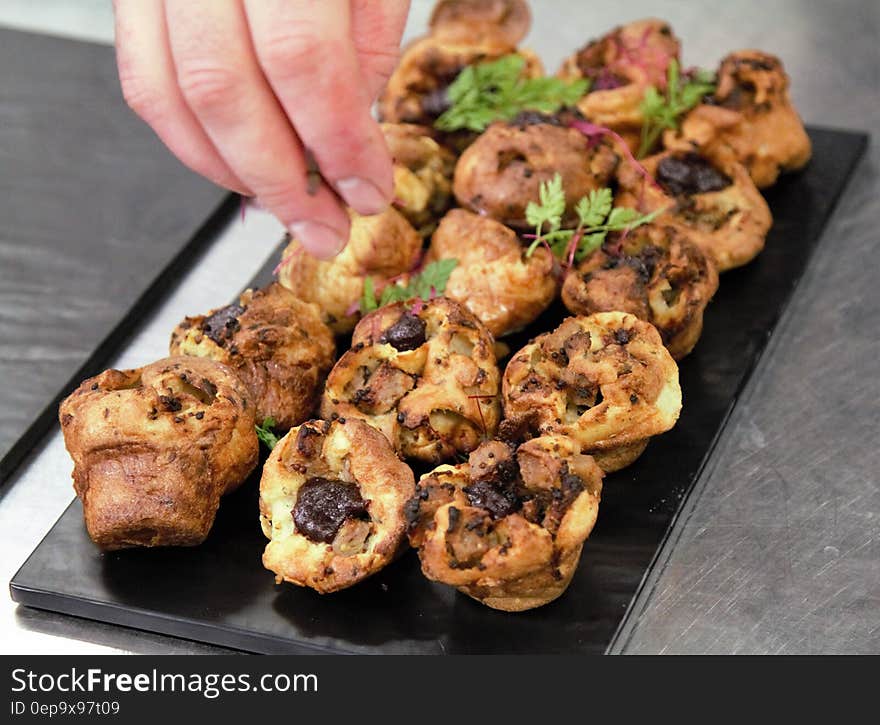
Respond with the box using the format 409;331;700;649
452;111;619;229
260;418;415;593
407;433;603;611
502;312;681;472
557;19;681;153
322;297;501;463
428;0;531;46
170;282;335;431
616;149;772;272
277;207;422;335
58;356;258;550
664;50;811;188
426;209;557;338
382;122;456;236
377;34;542;128
561;222;718;360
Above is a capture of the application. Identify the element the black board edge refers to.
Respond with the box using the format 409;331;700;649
605;129;871;654
0;194;238;487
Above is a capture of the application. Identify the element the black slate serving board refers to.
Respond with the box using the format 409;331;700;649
9;128;868;654
0;28;233;483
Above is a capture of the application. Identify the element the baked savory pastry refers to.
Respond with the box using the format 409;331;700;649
557;19;681;153
260;418;415;593
561;221;718;360
502;312;681;471
277;207;422;334
58;356;258;550
664;50;811;188
428;0;531;46
453;111;619;229
407;432;603;611
616;148;772;272
426;208;557;338
377;34;542;128
322;297;501;463
382;122;456;236
169;282;335;431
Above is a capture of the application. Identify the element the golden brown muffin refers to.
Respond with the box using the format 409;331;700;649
322;297;501;463
407;433;603;611
377;34;543;128
452;112;619;229
169;283;335;431
557;19;681;153
664;50;811;188
426;208;557;338
260;418;415;594
277;207;422;335
616;149;772;271
429;0;531;45
502;312;681;472
382;122;456;236
561;222;718;360
58;356;258;550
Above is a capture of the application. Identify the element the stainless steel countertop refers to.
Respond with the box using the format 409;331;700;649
1;0;877;654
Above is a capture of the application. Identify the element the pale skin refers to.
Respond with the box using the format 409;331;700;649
113;0;411;258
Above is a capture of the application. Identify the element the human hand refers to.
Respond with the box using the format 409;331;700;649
113;0;411;258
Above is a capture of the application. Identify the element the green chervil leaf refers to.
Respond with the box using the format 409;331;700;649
412;258;459;299
526;172;566;234
361;277;378;314
255;417;280;451
525;175;664;263
360;259;459;313
638;59;716;158
575;231;607;261
576;188;613;228
435;55;589;132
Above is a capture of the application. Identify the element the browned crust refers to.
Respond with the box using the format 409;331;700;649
321;297;501;463
259;418;415;593
381;122;456;236
58;356;258;550
557;19;681;154
616;149;772;272
663;50;812;188
377;35;542;127
277;208;422;334
453;118;619;229
561;222;719;359
408;434;603;611
169;282;335;430
429;0;532;46
426;209;557;337
502;312;681;471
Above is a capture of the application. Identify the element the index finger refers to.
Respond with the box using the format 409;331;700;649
244;0;394;216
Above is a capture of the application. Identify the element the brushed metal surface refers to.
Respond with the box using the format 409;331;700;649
1;0;877;654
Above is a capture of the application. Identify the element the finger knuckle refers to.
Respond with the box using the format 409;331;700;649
176;62;240;114
258;30;334;81
118;71;165;122
254;178;305;219
359;44;400;76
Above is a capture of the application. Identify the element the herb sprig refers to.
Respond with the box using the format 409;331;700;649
435;55;589;133
638;59;716;158
256;417;281;451
524;173;662;263
361;259;458;313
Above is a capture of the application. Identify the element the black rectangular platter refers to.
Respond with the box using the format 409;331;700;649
9;128;868;654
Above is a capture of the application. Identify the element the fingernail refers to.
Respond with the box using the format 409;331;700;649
335;177;389;216
289;221;347;260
